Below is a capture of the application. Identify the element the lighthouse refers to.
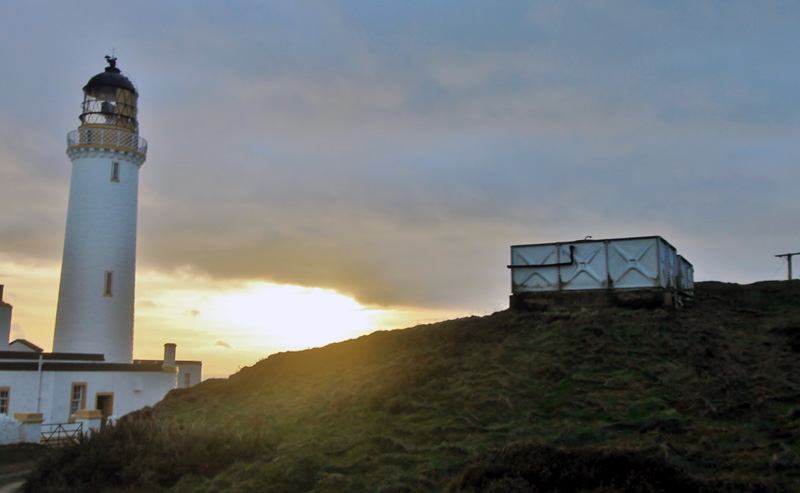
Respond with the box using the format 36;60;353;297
52;56;147;363
0;57;200;430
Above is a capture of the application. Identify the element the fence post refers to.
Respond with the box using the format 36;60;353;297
14;413;44;443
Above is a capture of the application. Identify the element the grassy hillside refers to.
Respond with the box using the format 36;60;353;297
25;281;800;492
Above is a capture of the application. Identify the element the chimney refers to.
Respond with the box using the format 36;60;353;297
162;343;177;370
0;285;12;348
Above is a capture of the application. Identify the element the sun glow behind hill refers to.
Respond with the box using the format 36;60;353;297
204;283;389;348
0;258;465;379
134;274;465;378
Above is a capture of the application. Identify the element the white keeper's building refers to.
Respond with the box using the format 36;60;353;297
0;57;201;433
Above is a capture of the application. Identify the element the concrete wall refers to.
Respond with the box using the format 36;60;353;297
178;362;202;388
15;413;43;443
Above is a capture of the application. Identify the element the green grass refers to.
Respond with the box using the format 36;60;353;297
23;281;800;491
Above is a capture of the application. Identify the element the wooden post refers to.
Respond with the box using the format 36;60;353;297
775;252;800;280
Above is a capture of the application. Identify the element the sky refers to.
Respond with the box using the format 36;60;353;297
1;1;799;377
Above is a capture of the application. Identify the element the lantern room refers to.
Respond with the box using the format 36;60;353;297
79;55;139;134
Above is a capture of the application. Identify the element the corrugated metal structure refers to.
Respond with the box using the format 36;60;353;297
509;236;694;308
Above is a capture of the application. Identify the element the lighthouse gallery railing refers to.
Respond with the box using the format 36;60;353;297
67;128;148;156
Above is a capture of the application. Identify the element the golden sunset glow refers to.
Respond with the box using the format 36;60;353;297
0;257;60;345
205;283;379;348
134;273;464;377
0;256;462;378
134;274;465;377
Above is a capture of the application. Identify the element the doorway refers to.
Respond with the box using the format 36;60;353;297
95;393;114;427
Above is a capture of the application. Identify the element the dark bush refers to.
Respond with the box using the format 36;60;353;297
23;410;276;492
447;442;701;493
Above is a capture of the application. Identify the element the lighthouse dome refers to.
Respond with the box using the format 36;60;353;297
84;64;137;94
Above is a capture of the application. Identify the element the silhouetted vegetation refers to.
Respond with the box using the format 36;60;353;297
23;409;277;492
24;281;800;491
0;442;49;468
448;443;703;492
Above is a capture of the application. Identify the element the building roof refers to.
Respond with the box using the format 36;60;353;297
8;339;43;353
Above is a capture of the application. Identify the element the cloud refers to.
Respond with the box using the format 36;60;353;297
2;1;800;317
183;309;200;318
131;0;800;308
215;340;232;349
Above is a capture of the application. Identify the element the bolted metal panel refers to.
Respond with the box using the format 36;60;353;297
608;237;664;289
559;241;608;291
510;236;692;295
510;244;562;292
677;255;695;293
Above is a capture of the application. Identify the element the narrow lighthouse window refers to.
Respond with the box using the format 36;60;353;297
104;271;114;297
0;388;9;415
111;161;120;182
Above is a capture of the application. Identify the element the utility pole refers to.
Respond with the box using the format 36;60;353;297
775;252;800;280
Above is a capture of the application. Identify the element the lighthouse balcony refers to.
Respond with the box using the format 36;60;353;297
67;127;148;157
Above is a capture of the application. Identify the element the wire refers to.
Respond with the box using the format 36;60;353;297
768;259;787;280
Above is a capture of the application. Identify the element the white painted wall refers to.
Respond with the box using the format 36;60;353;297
53;148;145;363
0;415;19;444
45;370;176;424
178;362;202;388
0;368;176;424
0;371;40;417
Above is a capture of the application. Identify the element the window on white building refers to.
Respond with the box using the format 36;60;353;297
0;388;9;415
70;383;86;417
104;271;113;297
111;161;120;182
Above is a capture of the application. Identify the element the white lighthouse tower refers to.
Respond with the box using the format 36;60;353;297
52;56;147;364
0;57;200;431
